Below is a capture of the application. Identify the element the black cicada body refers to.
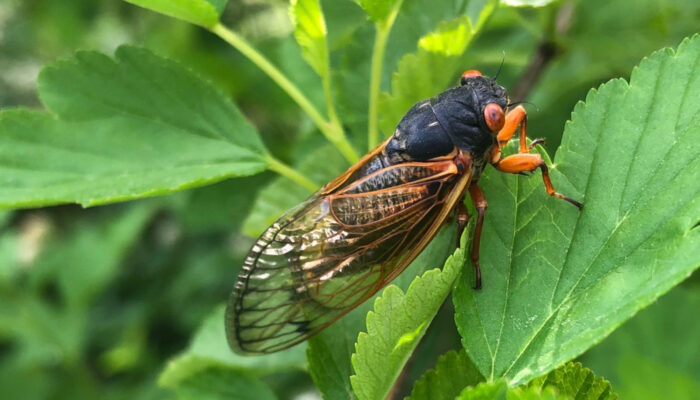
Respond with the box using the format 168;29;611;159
227;70;581;354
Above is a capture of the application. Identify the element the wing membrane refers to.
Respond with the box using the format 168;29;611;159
227;154;472;353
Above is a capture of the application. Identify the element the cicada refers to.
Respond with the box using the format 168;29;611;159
227;69;582;354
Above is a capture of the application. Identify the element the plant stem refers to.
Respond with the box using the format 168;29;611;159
210;23;358;164
266;156;318;192
367;2;404;150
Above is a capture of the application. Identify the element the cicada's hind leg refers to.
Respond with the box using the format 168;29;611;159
491;105;582;209
468;183;488;290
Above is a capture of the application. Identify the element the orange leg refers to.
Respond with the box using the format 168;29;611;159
494;153;583;209
492;105;545;163
468;183;488;290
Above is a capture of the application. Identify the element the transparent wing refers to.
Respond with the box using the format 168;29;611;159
226;157;471;354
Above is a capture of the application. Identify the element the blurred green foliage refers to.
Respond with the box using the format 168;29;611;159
0;0;698;399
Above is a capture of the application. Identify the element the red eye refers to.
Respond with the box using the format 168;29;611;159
484;103;504;132
461;69;482;85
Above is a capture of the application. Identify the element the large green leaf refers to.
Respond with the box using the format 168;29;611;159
581;286;700;399
454;35;700;385
307;225;457;399
123;0;227;27
349;237;464;400
407;349;484;400
0;46;268;208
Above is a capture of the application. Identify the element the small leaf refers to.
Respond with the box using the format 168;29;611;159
378;1;497;135
307;225;457;400
454;35;700;385
407;349;484;400
290;0;329;77
349;236;464;400
353;0;403;23
528;362;617;399
159;305;307;388
0;46;268;208
418;15;474;56
123;0;227;27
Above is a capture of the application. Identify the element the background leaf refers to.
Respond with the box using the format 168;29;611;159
581;286;700;399
0;46;269;208
122;0;227;27
454;35;700;385
349;236;464;400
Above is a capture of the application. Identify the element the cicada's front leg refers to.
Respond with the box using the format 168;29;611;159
491;106;583;209
491;105;545;162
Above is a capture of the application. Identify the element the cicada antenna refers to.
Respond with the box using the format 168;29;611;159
493;51;506;80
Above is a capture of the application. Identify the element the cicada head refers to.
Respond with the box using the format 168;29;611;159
385;69;508;162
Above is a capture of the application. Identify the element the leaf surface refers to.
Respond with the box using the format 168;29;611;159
453;35;700;385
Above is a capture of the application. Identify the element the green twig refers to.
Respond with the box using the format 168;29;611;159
210;23;358;164
266;156;318;192
367;2;404;150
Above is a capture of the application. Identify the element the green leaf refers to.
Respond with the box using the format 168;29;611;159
378;1;497;135
457;379;562;400
408;349;484;400
123;0;227;28
453;35;700;385
159;305;307;388
528;362;617;399
0;46;268;208
349;235;464;400
290;0;329;77
242;143;346;237
307;225;457;400
353;0;404;23
168;367;278;400
581;286;700;399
